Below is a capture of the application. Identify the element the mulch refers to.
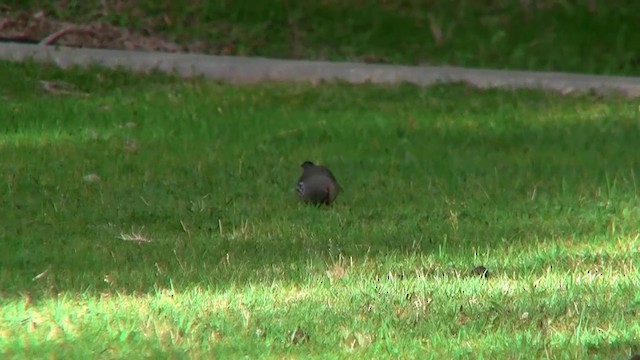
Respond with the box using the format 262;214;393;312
0;9;207;52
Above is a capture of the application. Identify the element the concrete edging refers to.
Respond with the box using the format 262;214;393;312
2;43;640;97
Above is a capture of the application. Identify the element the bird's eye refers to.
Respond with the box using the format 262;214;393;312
297;182;305;194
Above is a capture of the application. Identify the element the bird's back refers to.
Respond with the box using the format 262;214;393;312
298;165;340;205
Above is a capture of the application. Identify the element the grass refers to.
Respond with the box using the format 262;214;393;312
1;60;640;359
3;0;640;76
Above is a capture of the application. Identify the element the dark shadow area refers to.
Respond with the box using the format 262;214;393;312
2;0;640;75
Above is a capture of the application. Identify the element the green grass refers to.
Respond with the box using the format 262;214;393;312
1;60;640;359
3;0;640;76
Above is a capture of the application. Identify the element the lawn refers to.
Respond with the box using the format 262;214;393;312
2;0;640;76
1;60;640;359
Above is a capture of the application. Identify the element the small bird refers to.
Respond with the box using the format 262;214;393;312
296;161;341;206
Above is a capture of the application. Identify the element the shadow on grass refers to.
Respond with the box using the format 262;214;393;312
4;0;640;75
1;64;639;299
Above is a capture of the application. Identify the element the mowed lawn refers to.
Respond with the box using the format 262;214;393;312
1;61;640;359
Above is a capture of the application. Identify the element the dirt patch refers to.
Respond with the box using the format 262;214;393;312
0;10;207;53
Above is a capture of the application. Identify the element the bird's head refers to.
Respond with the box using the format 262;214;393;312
300;161;315;169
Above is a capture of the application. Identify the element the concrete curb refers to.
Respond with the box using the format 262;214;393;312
2;43;640;97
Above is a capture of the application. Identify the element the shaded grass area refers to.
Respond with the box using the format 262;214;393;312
3;0;640;75
1;61;640;358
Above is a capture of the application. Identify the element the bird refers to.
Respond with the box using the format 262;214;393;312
296;161;341;206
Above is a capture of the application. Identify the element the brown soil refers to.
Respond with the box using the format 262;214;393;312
0;10;207;53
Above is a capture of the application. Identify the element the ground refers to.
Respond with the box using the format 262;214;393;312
1;1;640;359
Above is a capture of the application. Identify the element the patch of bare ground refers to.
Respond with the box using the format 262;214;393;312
0;9;207;53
